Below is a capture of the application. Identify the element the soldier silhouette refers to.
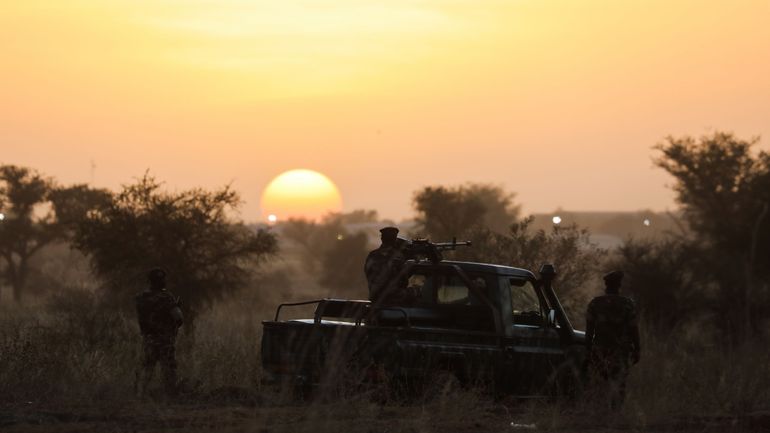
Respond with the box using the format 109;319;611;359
364;226;407;304
585;270;641;409
135;268;184;396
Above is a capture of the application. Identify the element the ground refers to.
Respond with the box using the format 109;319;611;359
2;394;768;433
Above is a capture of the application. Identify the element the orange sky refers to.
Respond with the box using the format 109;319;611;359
2;0;769;221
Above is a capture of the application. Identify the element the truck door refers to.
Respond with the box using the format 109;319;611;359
501;277;563;395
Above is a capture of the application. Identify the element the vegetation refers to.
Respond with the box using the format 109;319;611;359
453;217;607;313
609;238;705;332
1;131;770;431
71;173;277;320
1;297;768;432
280;210;378;298
0;165;107;302
412;183;520;239
0;165;59;302
651;132;770;340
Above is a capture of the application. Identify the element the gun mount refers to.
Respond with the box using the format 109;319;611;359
405;237;472;263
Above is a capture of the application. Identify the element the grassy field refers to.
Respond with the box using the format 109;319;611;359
1;290;769;433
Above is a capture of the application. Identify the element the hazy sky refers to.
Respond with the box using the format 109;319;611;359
2;0;769;221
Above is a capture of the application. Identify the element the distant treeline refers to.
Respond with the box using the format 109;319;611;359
1;131;768;342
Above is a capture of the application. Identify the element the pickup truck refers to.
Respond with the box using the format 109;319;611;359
260;260;586;397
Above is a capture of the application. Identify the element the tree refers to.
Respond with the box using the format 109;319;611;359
0;165;59;302
72;174;277;321
654;132;770;339
48;184;112;230
318;231;369;298
281;216;349;274
609;237;706;331
280;210;378;291
655;132;769;253
331;209;379;225
453;217;606;312
412;183;520;239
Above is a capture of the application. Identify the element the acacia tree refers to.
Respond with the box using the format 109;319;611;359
0;165;58;302
73;174;277;323
48;184;112;231
654;132;770;339
0;165;114;302
412;183;520;240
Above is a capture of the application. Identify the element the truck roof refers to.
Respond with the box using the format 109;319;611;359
416;260;537;279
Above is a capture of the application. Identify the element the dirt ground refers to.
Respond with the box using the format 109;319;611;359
2;395;767;433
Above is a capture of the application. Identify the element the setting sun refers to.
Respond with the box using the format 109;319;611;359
260;169;343;222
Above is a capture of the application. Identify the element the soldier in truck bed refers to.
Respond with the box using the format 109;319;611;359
585;270;641;409
364;226;409;304
135;268;184;396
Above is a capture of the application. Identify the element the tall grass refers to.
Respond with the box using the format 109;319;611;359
1;291;769;431
626;330;770;422
0;291;270;404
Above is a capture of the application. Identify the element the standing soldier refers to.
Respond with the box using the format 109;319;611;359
585;270;641;409
364;226;407;304
135;268;184;396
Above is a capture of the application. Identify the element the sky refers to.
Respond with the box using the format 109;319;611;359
2;0;769;222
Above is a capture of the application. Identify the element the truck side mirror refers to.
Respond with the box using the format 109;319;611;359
546;309;556;327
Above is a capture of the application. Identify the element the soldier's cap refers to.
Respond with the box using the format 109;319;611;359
603;270;624;285
148;268;167;282
379;226;399;236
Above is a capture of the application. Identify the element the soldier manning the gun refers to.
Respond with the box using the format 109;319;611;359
364;226;408;304
135;268;184;396
585;270;641;409
365;229;472;305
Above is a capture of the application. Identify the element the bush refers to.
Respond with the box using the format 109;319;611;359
452;217;607;316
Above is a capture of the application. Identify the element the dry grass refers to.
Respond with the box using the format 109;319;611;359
1;292;769;433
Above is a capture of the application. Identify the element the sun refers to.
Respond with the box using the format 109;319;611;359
260;169;343;223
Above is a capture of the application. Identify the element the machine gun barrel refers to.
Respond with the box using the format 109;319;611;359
406;237;472;263
431;237;473;251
